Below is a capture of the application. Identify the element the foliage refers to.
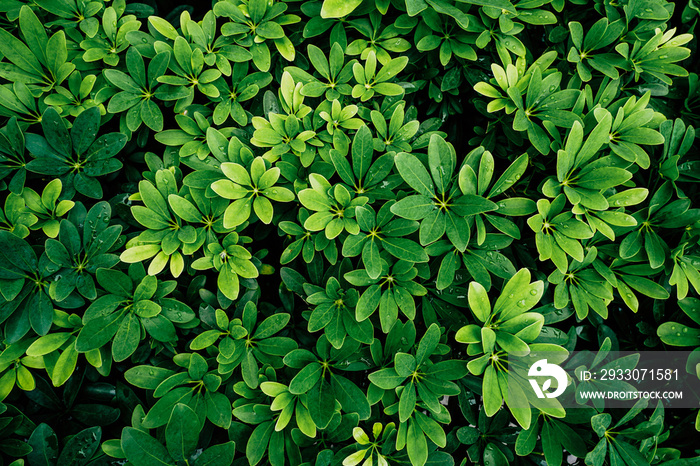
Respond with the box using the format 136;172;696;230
0;0;697;465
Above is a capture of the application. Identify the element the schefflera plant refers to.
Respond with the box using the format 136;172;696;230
121;168;230;277
390;134;498;251
75;264;196;363
25;107;127;199
455;269;566;429
209;155;295;229
298;173;369;239
191;230;260;301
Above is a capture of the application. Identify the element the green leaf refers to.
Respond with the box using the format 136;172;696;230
142;387;194;429
194;442;236;466
289;362;322;394
419;209;446;245
456;0;515;13
27;423;59;466
483;365;502;416
246;421;273;466
577;167;631;190
489;153;528;197
112;313;141;362
51;343;78;387
205;391;233;429
331;374;371;419
142;99;164;131
149;16;179;40
166;404;200;461
416;323;440;366
352;125;373;180
468;281;491;323
96;268;133;297
679;298;700;325
104;69;141;93
125;366;175;390
241;350;259;388
255;313;290;339
75;312;123;352
399;382;416;422
395;152;434;197
362;240;382;279
0;24;43;76
390;195;434;220
407;418;428;466
56;427;101;466
428;134;455;195
356;284;382;321
657;322;700;346
122;427;173;466
308;378;335;428
0;230;37;274
321;0;363;18
71;107;100;155
452;195;498;216
381;237;428;262
368;368;405;389
168;195;201;223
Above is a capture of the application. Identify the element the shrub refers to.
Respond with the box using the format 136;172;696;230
0;0;698;465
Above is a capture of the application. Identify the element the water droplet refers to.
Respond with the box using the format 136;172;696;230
508;293;514;298
626;293;632;299
517;299;526;307
219;146;226;152
614;200;622;206
504;179;513;183
530;289;537;295
676;332;682;337
683;328;688;333
498;202;506;208
141;38;148;43
554;309;564;315
549;85;556;92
